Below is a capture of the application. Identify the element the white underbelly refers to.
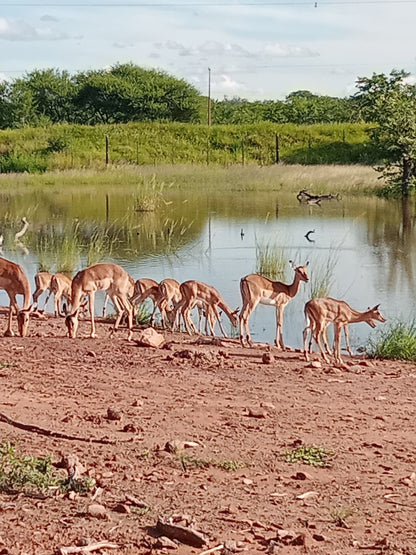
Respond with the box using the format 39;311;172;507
259;296;278;306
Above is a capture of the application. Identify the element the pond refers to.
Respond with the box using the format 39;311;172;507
0;183;414;351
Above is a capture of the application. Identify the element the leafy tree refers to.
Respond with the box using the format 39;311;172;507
355;69;416;196
74;64;201;124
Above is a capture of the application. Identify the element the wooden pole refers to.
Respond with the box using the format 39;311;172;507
241;136;245;166
275;133;280;164
208;67;212;126
105;135;109;165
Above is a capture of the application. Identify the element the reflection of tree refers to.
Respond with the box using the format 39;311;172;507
367;197;416;290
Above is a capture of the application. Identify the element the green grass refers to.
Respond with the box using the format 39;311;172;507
0;442;95;495
329;506;355;527
366;319;416;361
256;241;287;280
0;121;379;171
284;445;335;467
178;454;245;472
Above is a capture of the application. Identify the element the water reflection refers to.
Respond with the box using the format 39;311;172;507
0;187;414;348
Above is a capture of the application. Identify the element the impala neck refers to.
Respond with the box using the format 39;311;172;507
218;299;234;320
287;273;303;299
348;307;371;324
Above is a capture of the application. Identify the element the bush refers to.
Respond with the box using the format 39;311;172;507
0;152;47;173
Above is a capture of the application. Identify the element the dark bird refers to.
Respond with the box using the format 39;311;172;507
240;228;245;239
305;229;316;243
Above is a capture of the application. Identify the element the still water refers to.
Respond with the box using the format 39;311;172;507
0;186;414;350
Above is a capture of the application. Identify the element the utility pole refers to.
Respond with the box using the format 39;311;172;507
208;67;212;126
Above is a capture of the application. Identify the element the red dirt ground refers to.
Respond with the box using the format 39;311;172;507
1;312;416;555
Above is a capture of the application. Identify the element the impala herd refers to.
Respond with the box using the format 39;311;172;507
0;255;386;364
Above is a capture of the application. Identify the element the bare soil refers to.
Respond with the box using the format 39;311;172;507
1;312;416;555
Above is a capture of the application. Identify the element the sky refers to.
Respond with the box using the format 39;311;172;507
1;0;416;101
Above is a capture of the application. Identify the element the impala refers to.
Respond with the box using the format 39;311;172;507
303;297;386;364
0;257;33;336
240;261;309;349
65;263;134;340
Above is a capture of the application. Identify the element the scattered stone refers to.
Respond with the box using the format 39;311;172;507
291;471;312;481
262;352;274;364
246;407;267;418
87;503;108;519
164;439;202;453
400;472;416;487
261;402;276;410
242;478;253;486
154;536;178;550
296;491;319;500
122;423;140;433
86;350;96;358
107;408;122;421
114;503;131;514
308;361;322;369
313;533;326;541
135;327;165;348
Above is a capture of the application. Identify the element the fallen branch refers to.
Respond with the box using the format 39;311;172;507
0;411;128;445
156;518;208;548
59;541;119;554
384;499;416;509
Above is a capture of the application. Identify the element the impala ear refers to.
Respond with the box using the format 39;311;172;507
289;259;296;269
373;304;380;310
305;260;310;267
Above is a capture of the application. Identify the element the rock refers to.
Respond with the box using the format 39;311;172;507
135;328;165;348
308;361;322;369
291;471;313;481
87;503;108;519
107;407;122;421
114;503;131;514
155;536;178;550
262;352;274;364
86;350;96;358
242;478;253;486
313;533;326;541
247;407;267;418
261;402;276;410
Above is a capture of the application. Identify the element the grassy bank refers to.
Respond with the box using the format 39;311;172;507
0;121;378;171
0;163;382;195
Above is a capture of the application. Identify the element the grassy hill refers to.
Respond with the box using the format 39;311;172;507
0;121;378;173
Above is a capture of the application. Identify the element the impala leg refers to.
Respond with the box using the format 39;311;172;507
88;292;97;338
275;306;286;350
343;325;353;356
116;294;134;341
333;324;343;364
314;324;330;363
5;296;16;337
213;305;228;338
303;323;311;361
239;299;259;347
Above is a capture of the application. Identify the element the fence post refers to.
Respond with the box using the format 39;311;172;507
136;142;139;165
242;136;245;166
207;137;210;165
275;133;280;164
105;135;109;165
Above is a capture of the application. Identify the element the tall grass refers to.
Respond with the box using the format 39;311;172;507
366;320;416;361
255;241;287;280
308;249;339;298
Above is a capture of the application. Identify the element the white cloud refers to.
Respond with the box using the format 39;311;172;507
113;41;134;49
215;74;245;92
0;17;68;41
262;42;319;58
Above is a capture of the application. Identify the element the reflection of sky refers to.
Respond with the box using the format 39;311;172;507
1;211;414;350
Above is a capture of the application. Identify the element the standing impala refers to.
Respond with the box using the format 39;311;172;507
303;297;386;364
0;257;33;336
240;261;309;349
65;263;134;340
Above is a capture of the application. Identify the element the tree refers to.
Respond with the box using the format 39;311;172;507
355;69;416;196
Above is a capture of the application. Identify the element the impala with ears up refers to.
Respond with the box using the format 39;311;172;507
303;297;386;364
65;263;134;340
240;261;309;349
0;257;34;337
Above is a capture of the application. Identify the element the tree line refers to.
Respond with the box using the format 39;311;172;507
0;62;366;129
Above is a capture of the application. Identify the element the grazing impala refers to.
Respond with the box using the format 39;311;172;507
0;256;33;336
129;278;163;325
33;272;54;308
65;263;134;340
33;272;73;317
303;297;386;364
175;280;239;337
240;261;309;349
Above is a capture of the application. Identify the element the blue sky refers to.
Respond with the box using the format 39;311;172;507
1;0;416;100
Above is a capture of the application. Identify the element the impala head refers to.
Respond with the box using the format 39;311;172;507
65;311;79;338
367;304;386;325
290;260;309;282
16;305;35;337
230;308;239;328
